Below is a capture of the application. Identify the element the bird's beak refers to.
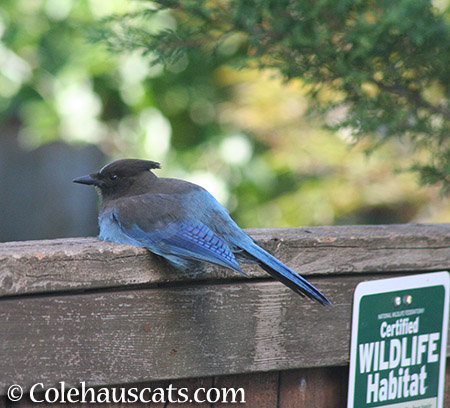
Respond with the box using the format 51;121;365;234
73;174;103;187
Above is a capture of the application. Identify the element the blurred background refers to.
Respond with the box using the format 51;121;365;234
0;0;449;242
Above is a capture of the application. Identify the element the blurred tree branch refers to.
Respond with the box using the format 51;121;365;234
371;79;450;119
92;0;450;193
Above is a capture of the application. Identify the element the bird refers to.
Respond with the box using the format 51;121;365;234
73;159;331;305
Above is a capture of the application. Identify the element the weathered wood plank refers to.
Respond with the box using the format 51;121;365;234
213;371;278;407
446;358;450;406
1;274;449;396
1;224;449;297
165;377;214;407
5;363;450;407
0;277;355;395
10;380;171;408
279;366;348;408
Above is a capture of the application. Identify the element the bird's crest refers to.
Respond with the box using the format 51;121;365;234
99;159;161;176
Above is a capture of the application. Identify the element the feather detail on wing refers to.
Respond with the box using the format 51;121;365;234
114;212;244;274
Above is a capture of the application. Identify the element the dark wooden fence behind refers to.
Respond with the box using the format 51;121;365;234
1;224;449;407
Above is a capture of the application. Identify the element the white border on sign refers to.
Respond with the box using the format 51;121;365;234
347;271;450;408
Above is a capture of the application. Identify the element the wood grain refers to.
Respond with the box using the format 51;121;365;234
214;371;280;408
1;223;449;297
1;274;449;397
165;377;214;407
2;364;450;407
446;358;450;407
0;277;357;395
213;371;278;407
1;224;449;402
278;366;348;408
8;379;172;408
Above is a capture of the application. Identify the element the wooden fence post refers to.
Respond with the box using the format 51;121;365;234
1;224;449;407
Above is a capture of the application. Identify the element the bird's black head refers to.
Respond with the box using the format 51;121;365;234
73;159;161;199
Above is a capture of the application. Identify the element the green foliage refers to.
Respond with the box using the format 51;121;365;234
95;0;450;193
1;0;449;229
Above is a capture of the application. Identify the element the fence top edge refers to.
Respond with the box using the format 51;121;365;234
0;223;449;298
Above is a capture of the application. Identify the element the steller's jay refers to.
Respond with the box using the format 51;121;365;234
74;159;331;305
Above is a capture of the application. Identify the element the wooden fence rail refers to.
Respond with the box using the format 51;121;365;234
1;223;449;407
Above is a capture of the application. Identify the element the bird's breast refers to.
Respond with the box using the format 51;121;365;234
98;210;139;246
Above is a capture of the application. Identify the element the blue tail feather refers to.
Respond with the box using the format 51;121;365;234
243;242;331;306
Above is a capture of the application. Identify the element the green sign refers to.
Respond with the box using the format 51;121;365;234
348;272;449;408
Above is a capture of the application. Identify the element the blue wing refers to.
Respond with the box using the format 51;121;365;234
114;214;244;274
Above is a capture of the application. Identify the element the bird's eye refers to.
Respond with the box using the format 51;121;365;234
109;173;118;181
